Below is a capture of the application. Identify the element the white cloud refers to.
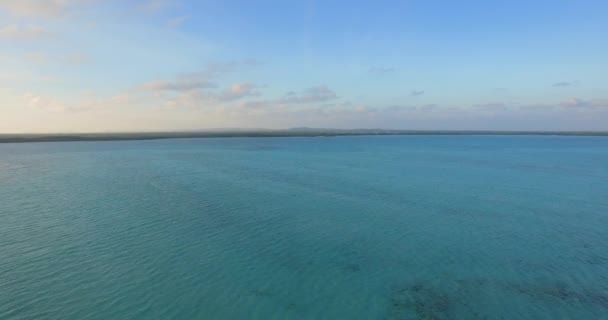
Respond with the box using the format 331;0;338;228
139;79;216;92
164;90;207;109
280;86;339;104
136;61;260;94
0;24;52;40
0;0;92;17
12;86;608;131
161;82;260;108
24;52;50;62
24;51;88;64
217;82;259;101
24;93;72;112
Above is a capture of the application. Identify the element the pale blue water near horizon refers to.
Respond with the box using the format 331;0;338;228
1;135;608;319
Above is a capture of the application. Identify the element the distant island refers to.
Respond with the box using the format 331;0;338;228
1;128;607;143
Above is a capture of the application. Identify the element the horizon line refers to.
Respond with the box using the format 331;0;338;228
2;128;608;144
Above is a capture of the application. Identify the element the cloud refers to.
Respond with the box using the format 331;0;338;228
280;86;339;104
410;90;424;97
217;82;259;101
0;24;52;40
471;98;607;113
139;79;217;92
368;67;396;75
163;82;261;108
24;93;68;112
24;51;88;64
24;52;49;62
553;81;578;88
166;15;188;27
560;98;589;108
558;98;607;109
133;61;263;109
239;85;339;109
286;99;608;130
137;60;260;93
0;0;93;17
15;87;608;131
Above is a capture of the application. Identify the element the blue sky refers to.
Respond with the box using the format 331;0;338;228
0;0;607;132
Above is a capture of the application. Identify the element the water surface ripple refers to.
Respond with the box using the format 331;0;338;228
1;136;608;319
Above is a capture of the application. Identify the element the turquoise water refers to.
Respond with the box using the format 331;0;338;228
1;136;608;319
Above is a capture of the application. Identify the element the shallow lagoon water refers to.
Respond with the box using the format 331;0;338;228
1;135;608;319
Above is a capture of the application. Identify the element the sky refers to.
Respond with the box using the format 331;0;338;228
0;0;607;133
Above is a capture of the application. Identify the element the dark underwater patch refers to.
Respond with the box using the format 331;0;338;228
505;281;608;309
386;282;453;320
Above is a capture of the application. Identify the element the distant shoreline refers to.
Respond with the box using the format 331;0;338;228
1;130;608;144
